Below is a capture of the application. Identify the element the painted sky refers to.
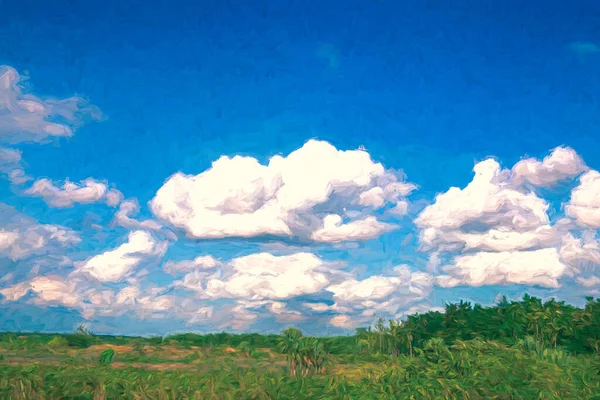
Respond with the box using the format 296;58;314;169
1;0;600;336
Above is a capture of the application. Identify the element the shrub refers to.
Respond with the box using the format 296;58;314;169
98;349;115;366
64;334;96;348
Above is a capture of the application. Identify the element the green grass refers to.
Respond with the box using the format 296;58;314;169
0;334;599;399
1;296;600;398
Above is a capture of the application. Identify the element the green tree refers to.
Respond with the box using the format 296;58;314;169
278;327;303;377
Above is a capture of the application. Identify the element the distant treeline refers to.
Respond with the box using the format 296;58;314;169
2;295;599;356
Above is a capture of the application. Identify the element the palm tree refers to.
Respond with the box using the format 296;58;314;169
375;317;386;354
522;294;544;341
311;340;327;374
278;327;303;377
505;302;527;341
388;320;401;357
543;299;563;349
237;341;251;357
401;319;416;357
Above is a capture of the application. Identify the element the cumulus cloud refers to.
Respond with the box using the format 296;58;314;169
105;189;124;207
0;225;80;261
0;276;213;323
559;232;600;270
81;284;215;322
436;248;571;288
267;301;304;322
302;302;351;313
0;66;101;144
310;215;396;243
511;146;587;187
0;147;31;184
74;231;167;282
416;159;549;232
203;252;334;300
0;275;80;308
0;203;80;261
328;314;359;329
415;147;594;289
224;301;265;330
23;178;121;208
326;266;434;321
421;225;564;253
150;140;415;241
169;250;434;328
565;170;600;228
163;255;221;275
576;276;600;287
0;66;100;188
112;198;162;230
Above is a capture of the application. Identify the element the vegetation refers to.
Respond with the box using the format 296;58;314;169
0;295;599;399
98;349;115;366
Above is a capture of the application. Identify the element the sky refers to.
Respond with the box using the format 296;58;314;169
1;0;600;336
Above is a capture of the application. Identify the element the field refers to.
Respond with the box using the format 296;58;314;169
1;296;600;399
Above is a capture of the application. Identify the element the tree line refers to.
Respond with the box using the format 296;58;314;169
350;295;600;358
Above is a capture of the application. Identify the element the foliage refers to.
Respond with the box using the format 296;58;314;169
98;349;115;366
0;295;599;398
347;295;600;358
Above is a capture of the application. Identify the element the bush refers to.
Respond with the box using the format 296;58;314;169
64;334;96;348
98;349;115;366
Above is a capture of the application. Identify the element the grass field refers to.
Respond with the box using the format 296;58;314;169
2;296;600;399
1;333;599;399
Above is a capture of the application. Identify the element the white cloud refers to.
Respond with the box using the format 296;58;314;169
303;302;335;312
224;302;263;330
24;178;112;208
358;182;416;209
389;200;409;216
75;231;166;282
164;255;220;275
511;146;587;187
576;276;600;287
0;274;215;325
328;275;409;302
150;140;414;241
437;248;571;288
0;275;80;307
267;301;304;322
329;315;359;329
0;147;31;184
325;267;434;321
310;215;396;243
422;225;563;253
359;187;386;208
203;252;333;300
83;285;209;321
559;233;600;269
414;149;591;289
112;198;162;230
416;159;549;232
0;203;80;261
302;302;352;314
105;189;124;207
565;170;600;228
0;65;101;144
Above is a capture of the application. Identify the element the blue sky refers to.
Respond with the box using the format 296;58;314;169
1;0;600;336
